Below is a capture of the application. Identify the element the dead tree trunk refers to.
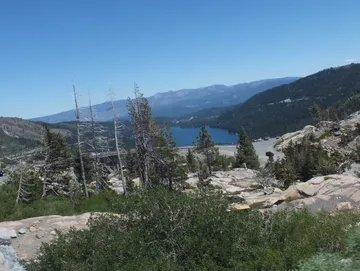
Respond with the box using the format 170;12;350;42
73;85;89;198
88;98;101;190
15;168;24;205
41;124;50;199
110;89;127;195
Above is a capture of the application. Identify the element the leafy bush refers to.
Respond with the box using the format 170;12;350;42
298;226;360;271
25;188;360;271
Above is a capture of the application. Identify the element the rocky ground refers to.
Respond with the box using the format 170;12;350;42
0;213;109;270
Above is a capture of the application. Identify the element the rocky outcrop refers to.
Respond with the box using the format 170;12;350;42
274;125;321;151
185;168;285;209
280;175;360;212
274;112;360;163
184;169;360;214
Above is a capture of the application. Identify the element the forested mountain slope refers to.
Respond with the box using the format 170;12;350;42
217;64;360;137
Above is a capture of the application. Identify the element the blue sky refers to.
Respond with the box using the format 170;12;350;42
1;0;360;118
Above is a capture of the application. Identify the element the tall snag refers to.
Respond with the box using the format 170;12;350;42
109;88;127;195
73;85;88;197
85;96;109;190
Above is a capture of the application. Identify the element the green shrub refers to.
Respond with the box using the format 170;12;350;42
298;227;360;271
25;188;360;271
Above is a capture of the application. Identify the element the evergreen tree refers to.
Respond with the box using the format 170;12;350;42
265;155;275;172
125;149;138;180
128;84;155;189
156;124;188;189
274;138;340;187
128;84;187;190
186;148;197;173
40;123;72;198
329;108;339;121
311;103;326;124
234;127;260;169
194;126;217;174
42;124;71;172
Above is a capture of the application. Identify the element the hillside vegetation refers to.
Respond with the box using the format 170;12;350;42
217;64;360;137
0;117;44;156
0;117;136;158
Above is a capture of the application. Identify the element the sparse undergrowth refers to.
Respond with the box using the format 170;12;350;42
18;187;360;271
0;180;121;221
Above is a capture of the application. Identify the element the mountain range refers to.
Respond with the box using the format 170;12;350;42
31;77;300;123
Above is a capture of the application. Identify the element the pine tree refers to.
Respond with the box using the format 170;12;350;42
128;84;153;189
274;138;340;187
265;155;275;172
155;124;188;189
329;108;339;122
186;148;197;173
40;123;72;198
235;127;260;170
194;126;217;174
128;84;185;190
311;103;325;124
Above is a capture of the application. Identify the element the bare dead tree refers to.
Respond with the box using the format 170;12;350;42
14;164;32;205
73;85;89;197
109;87;127;195
84;96;110;190
41;125;50;199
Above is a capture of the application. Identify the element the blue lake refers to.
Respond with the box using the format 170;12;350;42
170;126;238;146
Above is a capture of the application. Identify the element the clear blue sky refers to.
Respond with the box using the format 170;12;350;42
1;0;359;118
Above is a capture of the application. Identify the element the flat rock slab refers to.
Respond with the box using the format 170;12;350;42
280;175;360;213
0;212;111;261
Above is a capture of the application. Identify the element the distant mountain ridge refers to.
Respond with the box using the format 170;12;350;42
31;77;300;123
216;64;360;137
